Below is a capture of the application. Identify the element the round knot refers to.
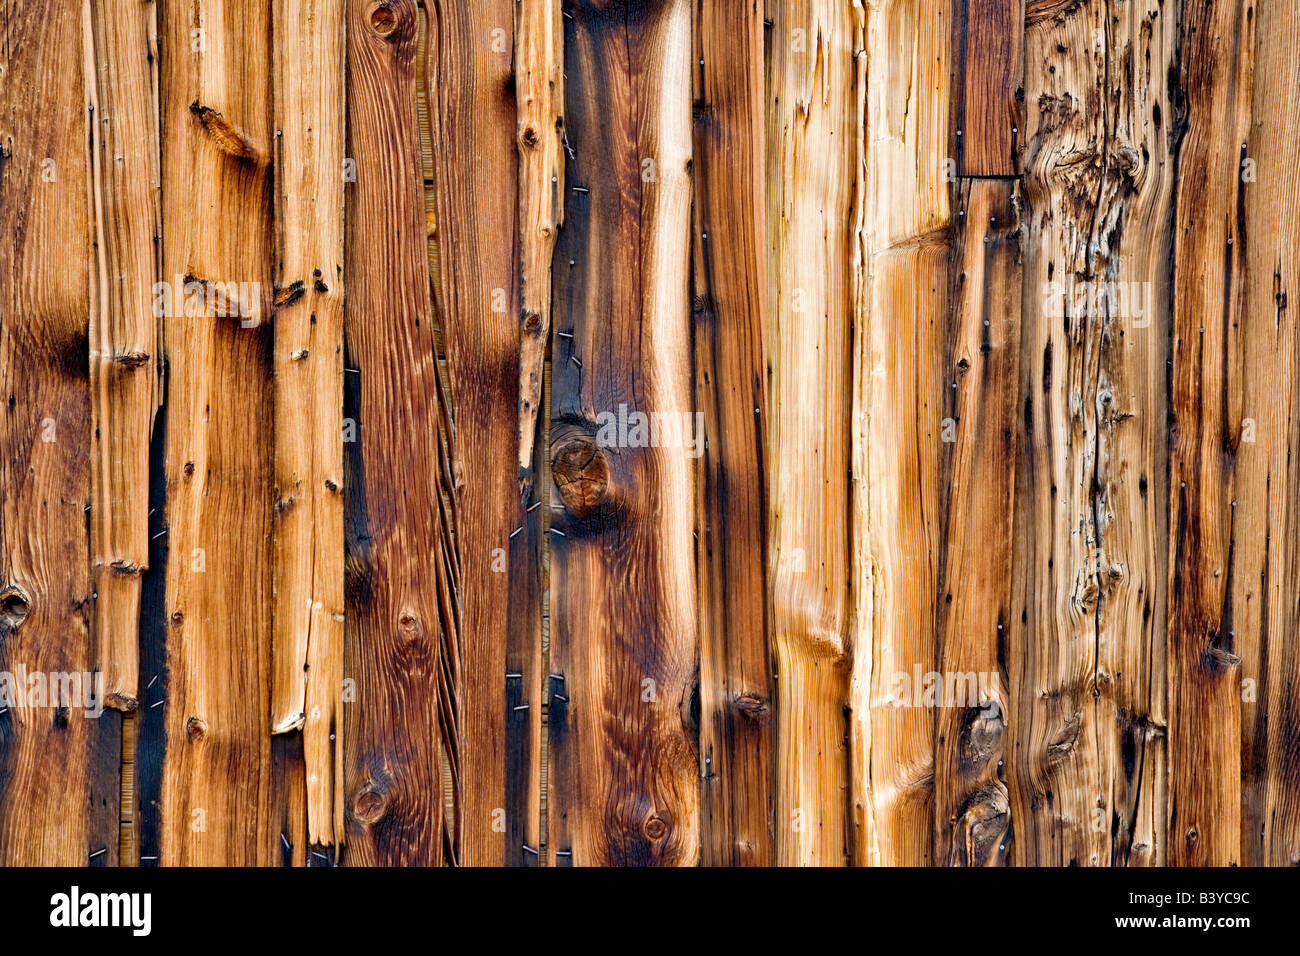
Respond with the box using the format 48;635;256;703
552;437;610;517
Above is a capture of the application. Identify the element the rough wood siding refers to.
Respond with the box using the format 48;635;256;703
87;0;161;714
1240;0;1300;869
271;0;346;852
425;0;536;867
511;0;562;865
0;0;97;866
934;179;1019;867
1166;0;1253;868
1;0;1299;872
851;0;951;868
156;0;276;866
1012;0;1175;868
693;0;772;867
342;0;449;866
766;0;857;868
547;0;698;867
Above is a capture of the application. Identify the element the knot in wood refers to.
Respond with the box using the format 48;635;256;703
353;786;389;824
397;610;424;641
734;694;770;722
186;716;208;743
643;814;668;841
367;2;398;37
0;585;31;633
552;437;610;517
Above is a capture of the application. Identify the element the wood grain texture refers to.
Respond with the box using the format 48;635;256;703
426;0;538;867
1010;0;1172;867
0;0;101;871
343;0;448;866
1239;0;1300;868
547;0;698;867
271;0;346;853
0;0;97;865
693;0;772;867
1093;0;1175;867
953;0;1023;176
506;0;553;868
1166;0;1253;868
851;0;951;868
512;3;561;863
765;0;856;868
517;0;564;488
86;0;161;713
156;0;276;866
934;179;1018;867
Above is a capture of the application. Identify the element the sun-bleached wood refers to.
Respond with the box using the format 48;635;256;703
271;0;346;852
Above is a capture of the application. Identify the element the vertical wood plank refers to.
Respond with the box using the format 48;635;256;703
1094;0;1176;867
271;0;346;853
1236;0;1299;867
513;0;563;866
548;0;698;866
426;0;537;867
0;0;96;866
952;0;1024;176
1166;0;1253;868
343;0;448;866
86;0;161;713
517;0;564;486
1012;0;1173;866
157;0;276;866
933;179;1018;867
851;0;950;868
765;0;857;868
693;0;772;867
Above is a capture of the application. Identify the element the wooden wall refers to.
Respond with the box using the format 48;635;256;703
0;0;1296;866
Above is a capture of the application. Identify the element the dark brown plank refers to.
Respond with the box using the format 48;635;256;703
954;0;1024;176
693;0;772;867
547;0;699;866
343;0;448;866
934;179;1019;866
1166;0;1254;868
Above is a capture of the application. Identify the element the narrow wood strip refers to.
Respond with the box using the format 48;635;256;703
517;0;564;487
120;713;137;865
0;0;96;866
851;0;951;868
343;0;446;865
933;180;1018;866
271;0;346;852
1237;0;1299;867
952;0;1024;176
512;0;562;867
425;0;532;867
693;0;771;867
86;0;161;713
1166;0;1254;868
548;0;698;866
157;0;276;865
88;709;123;866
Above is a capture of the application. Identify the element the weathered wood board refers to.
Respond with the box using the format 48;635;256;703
0;0;1295;869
